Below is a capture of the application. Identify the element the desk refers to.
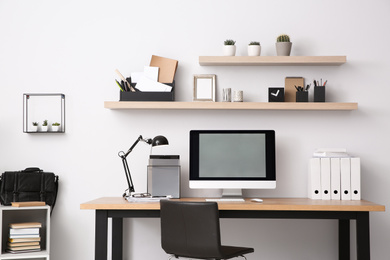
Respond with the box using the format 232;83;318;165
80;197;385;260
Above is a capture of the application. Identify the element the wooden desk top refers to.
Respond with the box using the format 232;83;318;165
80;197;385;212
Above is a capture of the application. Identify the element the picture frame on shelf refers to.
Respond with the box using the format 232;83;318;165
193;74;216;102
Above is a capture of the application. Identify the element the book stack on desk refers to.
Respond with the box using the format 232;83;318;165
7;222;41;253
308;148;361;201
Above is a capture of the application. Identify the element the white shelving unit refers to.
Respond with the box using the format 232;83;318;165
0;206;50;260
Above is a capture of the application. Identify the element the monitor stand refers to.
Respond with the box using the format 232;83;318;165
221;189;243;198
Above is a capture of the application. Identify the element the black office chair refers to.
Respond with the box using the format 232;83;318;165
160;200;254;260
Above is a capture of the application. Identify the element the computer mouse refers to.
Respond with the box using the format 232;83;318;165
250;198;263;203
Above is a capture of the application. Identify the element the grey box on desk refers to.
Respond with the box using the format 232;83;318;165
120;81;175;101
147;155;180;198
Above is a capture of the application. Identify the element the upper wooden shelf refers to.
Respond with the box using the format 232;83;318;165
198;56;347;66
104;101;357;111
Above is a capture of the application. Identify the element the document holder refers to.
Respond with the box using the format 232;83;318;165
120;81;175;101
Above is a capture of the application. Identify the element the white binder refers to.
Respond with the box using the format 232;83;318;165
351;158;361;200
330;158;341;200
308;158;321;199
320;158;331;200
340;158;351;200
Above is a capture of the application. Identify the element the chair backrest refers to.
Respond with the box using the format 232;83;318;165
160;200;222;258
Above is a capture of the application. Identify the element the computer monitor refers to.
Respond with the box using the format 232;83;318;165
189;130;276;197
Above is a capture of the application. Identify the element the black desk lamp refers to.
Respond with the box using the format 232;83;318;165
118;135;169;198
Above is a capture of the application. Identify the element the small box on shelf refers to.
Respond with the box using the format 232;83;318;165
296;91;308;102
120;81;175;102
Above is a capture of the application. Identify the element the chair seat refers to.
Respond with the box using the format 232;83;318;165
170;245;254;259
219;245;254;259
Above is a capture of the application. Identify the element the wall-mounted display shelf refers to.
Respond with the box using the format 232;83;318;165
23;93;65;133
198;56;347;66
104;101;358;111
0;205;50;260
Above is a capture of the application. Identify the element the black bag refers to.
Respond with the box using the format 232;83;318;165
0;167;58;212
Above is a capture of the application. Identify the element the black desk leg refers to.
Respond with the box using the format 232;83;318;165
95;210;108;260
112;218;123;260
356;212;370;260
339;219;350;260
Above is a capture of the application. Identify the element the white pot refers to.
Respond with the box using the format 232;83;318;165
248;45;261;56
52;126;60;132
41;126;48;132
223;45;236;56
31;125;38;132
275;42;292;56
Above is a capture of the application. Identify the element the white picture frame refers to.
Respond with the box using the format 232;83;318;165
193;74;216;101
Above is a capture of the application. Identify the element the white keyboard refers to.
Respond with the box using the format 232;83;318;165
205;198;245;202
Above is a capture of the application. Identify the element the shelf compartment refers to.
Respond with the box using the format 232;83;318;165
104;101;358;111
198;56;347;66
23;93;65;133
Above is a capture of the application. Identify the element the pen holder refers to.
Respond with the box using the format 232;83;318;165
314;86;325;102
296;91;308;102
120;81;175;101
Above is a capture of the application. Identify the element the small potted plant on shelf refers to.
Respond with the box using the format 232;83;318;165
41;120;48;132
276;34;292;56
223;39;236;56
51;122;61;132
248;41;261;56
31;122;38;132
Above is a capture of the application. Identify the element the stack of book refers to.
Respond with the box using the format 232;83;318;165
7;222;41;253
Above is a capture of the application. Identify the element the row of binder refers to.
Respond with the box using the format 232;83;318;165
308;157;361;200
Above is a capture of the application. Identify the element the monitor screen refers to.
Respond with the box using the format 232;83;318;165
189;130;276;192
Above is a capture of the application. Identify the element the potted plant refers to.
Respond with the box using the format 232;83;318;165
41;120;48;132
223;39;236;56
276;34;292;56
52;122;61;132
31;122;39;132
248;41;261;56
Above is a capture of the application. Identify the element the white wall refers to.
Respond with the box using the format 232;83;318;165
1;0;389;259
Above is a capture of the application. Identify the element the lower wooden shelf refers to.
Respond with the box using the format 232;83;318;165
104;101;358;111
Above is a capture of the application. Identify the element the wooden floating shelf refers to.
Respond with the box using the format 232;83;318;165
104;101;358;111
198;56;347;66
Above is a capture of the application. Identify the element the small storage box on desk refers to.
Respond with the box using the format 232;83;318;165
120;81;175;102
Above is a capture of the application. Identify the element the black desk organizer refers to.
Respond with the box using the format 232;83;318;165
120;81;175;102
296;91;308;102
314;86;325;102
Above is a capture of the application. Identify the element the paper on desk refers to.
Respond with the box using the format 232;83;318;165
126;196;171;202
135;76;172;92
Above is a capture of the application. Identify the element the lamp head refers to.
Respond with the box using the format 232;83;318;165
151;135;169;147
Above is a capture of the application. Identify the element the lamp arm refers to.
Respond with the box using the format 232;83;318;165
119;135;153;196
121;156;134;193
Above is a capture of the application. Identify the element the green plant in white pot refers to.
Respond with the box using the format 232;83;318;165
276;34;292;56
31;122;38;132
41;120;48;132
223;39;236;56
248;41;261;56
52;122;61;132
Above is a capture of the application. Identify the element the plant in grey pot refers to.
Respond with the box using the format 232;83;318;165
248;41;261;56
223;39;236;56
276;34;292;56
